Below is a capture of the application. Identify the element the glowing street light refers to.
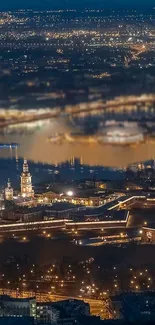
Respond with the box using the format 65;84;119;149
67;191;74;197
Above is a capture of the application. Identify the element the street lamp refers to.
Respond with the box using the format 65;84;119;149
67;191;74;197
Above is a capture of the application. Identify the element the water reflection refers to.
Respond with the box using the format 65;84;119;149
0;117;154;167
0;157;125;188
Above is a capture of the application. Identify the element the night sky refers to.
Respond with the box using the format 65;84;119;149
0;0;154;9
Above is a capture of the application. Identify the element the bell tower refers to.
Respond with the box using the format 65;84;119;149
5;179;13;200
21;159;34;198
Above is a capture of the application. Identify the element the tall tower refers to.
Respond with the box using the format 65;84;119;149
5;179;13;200
21;159;34;198
70;156;75;166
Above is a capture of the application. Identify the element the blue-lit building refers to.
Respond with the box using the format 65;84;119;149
110;292;155;321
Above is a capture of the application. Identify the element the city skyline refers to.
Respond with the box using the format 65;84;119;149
0;3;155;323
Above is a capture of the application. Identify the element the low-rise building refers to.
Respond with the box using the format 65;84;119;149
38;191;108;207
0;296;36;319
0;316;34;325
109;292;155;321
37;298;90;324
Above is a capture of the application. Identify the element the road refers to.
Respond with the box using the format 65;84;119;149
1;93;155;130
48;294;108;319
0;289;109;319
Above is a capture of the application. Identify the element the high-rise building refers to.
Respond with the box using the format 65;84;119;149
21;159;34;198
5;179;13;200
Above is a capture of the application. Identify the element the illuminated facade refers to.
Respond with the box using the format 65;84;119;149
21;159;34;198
142;226;155;243
100;125;144;145
0;191;5;212
5;179;13;200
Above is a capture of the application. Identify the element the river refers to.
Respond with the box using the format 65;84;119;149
0;117;153;167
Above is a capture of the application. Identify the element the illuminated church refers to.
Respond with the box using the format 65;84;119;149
21;159;34;198
5;179;13;200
